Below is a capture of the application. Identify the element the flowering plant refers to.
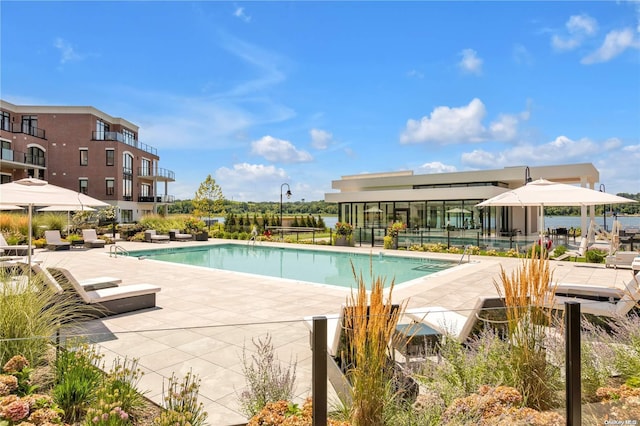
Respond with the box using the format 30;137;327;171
387;221;406;238
334;222;354;237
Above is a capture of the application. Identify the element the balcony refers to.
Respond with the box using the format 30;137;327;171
138;195;175;203
92;131;158;156
1;148;46;168
137;167;175;181
5;123;46;139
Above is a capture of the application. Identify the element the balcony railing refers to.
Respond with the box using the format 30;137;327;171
137;167;175;180
92;131;158;156
5;123;46;139
1;148;46;167
138;195;175;203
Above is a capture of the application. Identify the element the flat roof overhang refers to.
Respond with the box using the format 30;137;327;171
325;186;508;204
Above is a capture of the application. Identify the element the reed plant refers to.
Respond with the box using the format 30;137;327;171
345;263;406;426
493;250;561;410
0;268;88;366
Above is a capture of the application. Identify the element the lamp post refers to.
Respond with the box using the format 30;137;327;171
599;184;606;232
280;183;292;240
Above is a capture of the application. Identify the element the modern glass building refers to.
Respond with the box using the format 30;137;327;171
325;163;600;242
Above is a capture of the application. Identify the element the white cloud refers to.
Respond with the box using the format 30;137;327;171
400;98;529;145
233;6;251;23
458;49;483;75
567;14;598;35
215;163;289;201
460;135;619;168
512;44;534;66
251;135;313;163
407;69;424;79
416;162;458;174
551;13;598;51
53;37;81;64
310;128;333;149
581;28;640;64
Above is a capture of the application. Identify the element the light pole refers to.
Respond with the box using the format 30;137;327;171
280;183;292;240
599;184;606;232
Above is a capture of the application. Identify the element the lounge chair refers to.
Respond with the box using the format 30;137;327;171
47;266;161;315
82;229;106;249
554;237;588;261
405;296;505;344
30;264;121;292
0;233;34;257
44;230;71;251
169;229;193;242
546;271;640;318
144;230;170;243
605;251;639;269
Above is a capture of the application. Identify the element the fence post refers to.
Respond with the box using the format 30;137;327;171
566;301;581;426
312;316;327;426
447;230;450;248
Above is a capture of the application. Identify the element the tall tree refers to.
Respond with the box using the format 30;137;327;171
193;175;224;230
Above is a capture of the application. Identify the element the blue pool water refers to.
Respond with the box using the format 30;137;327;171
128;244;456;288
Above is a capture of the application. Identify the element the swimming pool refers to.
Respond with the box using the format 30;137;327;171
128;244;457;288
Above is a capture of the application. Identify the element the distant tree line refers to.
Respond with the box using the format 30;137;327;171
545;193;640;216
168;199;338;216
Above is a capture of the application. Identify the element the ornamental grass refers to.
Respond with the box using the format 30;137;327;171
493;250;561;410
344;263;406;426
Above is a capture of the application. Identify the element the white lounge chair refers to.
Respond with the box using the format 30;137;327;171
30;264;121;292
44;230;71;251
554;237;588;261
0;233;34;257
144;230;170;243
546;272;640;318
605;251;639;269
82;229;106;249
46;266;161;316
405;296;505;344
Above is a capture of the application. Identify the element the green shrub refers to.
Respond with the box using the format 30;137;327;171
553;245;568;257
53;342;105;423
237;334;297;418
585;249;606;264
155;370;207;426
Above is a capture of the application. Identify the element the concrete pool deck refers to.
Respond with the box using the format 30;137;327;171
30;239;635;425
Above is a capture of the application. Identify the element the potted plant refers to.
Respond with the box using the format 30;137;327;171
185;217;208;241
386;221;406;249
333;222;354;246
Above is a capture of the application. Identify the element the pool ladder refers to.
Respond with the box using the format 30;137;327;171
109;245;129;258
459;245;472;265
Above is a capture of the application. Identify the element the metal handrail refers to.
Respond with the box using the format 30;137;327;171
459;245;472;265
109;245;129;258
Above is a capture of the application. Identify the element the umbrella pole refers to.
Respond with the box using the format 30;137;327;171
28;204;33;270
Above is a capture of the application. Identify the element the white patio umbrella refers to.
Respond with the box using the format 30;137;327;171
0;178;109;264
476;178;636;236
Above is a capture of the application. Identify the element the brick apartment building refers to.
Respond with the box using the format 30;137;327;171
0;99;174;222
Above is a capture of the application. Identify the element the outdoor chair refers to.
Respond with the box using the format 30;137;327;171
31;264;121;292
47;266;161;316
44;230;71;251
169;229;193;241
554;237;588;261
144;230;170;243
605;251;639;269
82;229;106;249
0;233;34;257
545;271;640;318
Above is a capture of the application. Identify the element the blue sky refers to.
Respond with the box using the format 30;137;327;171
2;1;639;201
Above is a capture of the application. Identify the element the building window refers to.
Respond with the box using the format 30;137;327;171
123;153;133;175
21;115;38;136
80;149;88;166
27;147;45;167
96;119;110;140
106;149;115;166
1;111;9;131
79;179;88;195
106;179;115;196
141;158;151;177
1;174;10;184
121;209;133;223
123;129;134;144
